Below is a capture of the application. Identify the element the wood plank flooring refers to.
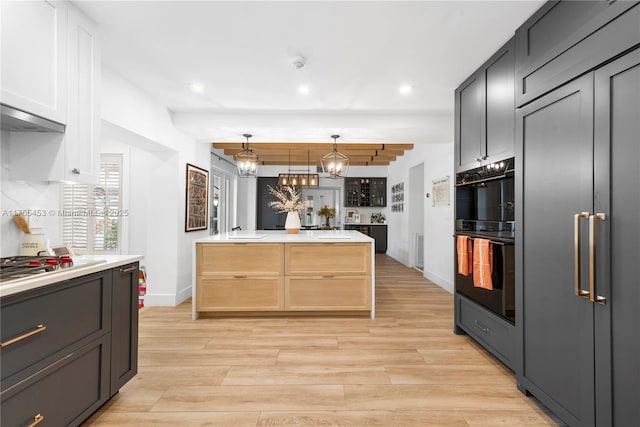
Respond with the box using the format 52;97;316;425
83;254;559;426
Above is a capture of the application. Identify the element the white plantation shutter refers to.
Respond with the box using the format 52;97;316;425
62;154;123;253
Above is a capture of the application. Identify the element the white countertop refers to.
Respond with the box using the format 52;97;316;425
194;229;374;244
0;255;144;298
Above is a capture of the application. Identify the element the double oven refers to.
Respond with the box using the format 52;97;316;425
455;158;515;323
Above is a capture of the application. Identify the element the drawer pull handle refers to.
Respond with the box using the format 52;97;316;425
233;275;247;279
28;414;44;427
1;324;47;348
120;266;137;273
322;275;335;278
473;320;490;333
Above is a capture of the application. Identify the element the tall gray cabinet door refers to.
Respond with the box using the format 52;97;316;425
517;75;595;427
594;48;640;427
485;38;515;161
455;74;484;171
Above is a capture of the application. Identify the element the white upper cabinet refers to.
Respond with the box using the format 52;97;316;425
1;0;68;124
65;5;100;183
3;2;100;183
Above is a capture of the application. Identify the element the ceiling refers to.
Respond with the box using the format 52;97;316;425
76;1;544;155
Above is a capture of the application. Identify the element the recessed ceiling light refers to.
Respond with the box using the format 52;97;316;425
298;84;310;95
399;84;413;95
189;82;204;93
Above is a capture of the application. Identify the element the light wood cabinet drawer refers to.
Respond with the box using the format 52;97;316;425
285;243;371;275
197;277;284;311
198;243;283;276
285;276;370;311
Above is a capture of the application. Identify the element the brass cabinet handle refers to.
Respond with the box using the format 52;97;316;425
120;266;137;273
233;275;247;279
589;213;607;304
1;324;47;348
28;414;44;427
322;275;335;278
574;212;590;298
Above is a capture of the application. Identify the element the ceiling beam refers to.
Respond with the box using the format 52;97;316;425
213;142;414;150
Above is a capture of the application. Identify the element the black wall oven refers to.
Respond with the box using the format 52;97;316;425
455;158;515;323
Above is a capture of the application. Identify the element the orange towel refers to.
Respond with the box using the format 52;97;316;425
456;236;473;276
473;239;493;290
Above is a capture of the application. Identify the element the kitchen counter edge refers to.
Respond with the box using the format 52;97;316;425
0;255;144;298
194;230;374;244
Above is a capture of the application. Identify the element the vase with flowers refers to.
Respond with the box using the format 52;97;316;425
268;185;305;234
318;205;336;229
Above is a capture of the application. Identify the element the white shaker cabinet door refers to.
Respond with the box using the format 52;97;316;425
65;5;100;183
1;0;68;124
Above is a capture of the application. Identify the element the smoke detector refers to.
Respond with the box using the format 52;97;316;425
291;55;306;70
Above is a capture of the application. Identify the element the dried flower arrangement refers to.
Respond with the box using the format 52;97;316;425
268;185;305;214
317;205;336;219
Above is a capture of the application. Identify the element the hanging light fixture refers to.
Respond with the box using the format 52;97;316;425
234;133;259;177
321;135;350;178
278;149;319;187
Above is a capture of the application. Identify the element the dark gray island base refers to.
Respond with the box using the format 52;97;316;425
0;261;140;427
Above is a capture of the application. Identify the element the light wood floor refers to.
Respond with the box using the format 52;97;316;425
84;254;558;426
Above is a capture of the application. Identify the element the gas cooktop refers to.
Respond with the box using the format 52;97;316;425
0;255;105;283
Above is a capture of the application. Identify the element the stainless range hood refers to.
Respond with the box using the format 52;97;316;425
1;104;65;133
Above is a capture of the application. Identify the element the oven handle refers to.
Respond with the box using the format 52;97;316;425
455;171;513;187
453;234;511;246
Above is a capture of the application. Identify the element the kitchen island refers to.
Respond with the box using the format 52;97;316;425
0;254;142;427
193;230;375;319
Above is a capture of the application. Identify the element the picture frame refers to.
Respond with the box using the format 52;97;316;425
185;163;209;232
345;209;357;224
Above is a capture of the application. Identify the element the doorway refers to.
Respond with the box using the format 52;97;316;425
210;167;237;235
408;163;425;270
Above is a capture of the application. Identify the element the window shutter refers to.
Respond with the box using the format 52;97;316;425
62;154;123;253
62;184;90;250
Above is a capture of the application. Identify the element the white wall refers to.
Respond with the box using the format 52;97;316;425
387;142;455;293
101;67;210;306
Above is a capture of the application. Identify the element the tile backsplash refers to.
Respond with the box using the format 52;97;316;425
1;132;62;256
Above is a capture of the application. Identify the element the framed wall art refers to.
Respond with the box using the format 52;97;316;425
432;176;450;207
185;163;209;232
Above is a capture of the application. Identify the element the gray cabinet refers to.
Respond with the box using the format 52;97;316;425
593;48;640;427
0;270;112;388
344;224;387;253
110;262;139;396
515;1;639;107
344;178;386;207
455;37;514;172
0;264;140;426
1;336;111;427
516;48;640;426
516;75;595;426
456;294;515;369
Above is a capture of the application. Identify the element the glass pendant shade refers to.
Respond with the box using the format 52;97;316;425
234;134;259;177
321;135;350;178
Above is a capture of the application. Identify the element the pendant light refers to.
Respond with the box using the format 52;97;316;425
321;135;350;178
234;133;259;177
278;149;319;187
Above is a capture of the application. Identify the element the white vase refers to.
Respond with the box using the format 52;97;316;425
285;211;301;234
